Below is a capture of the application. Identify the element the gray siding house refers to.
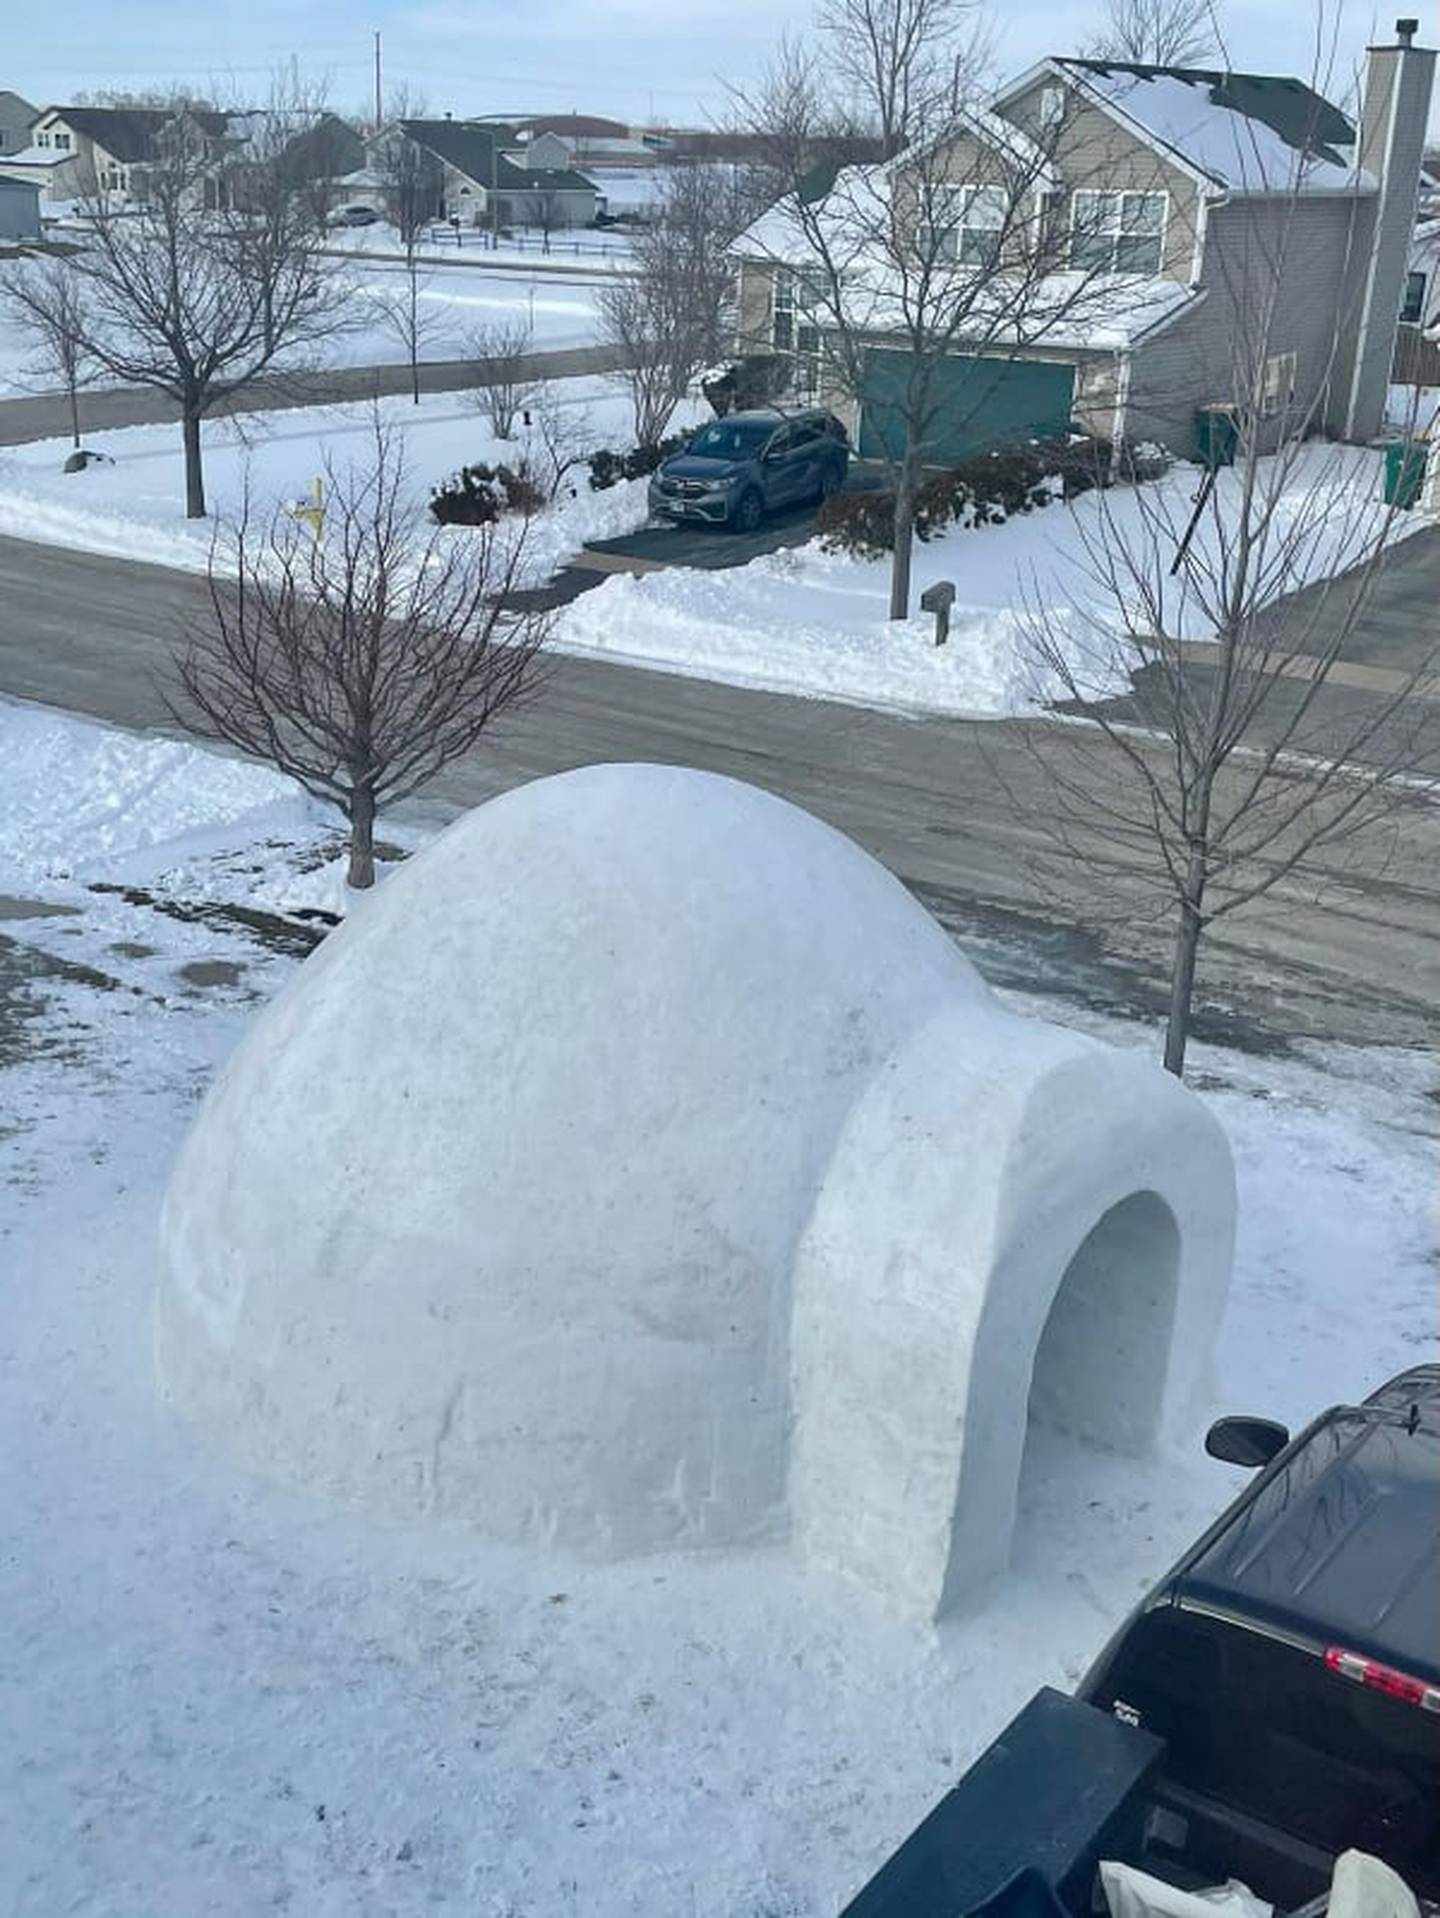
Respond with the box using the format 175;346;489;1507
369;120;598;231
0;90;36;158
0;175;40;241
733;23;1436;457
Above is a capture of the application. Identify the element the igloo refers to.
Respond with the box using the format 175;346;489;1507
156;764;1235;1618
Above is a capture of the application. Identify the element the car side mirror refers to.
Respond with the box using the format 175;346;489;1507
1205;1416;1290;1468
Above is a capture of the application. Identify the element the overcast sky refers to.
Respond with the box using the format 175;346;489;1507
3;0;1410;127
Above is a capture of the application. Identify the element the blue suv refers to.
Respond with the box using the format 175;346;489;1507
648;408;849;532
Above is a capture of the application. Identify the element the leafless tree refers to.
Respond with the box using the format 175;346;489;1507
173;420;549;889
737;30;1140;617
597;163;757;446
464;315;536;437
518;385;593;499
816;0;979;157
0;257;97;447
1086;0;1216;68
1013;189;1431;1076
59;97;344;517
372;114;445;404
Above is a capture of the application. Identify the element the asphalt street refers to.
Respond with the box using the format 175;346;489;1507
2;531;1438;1053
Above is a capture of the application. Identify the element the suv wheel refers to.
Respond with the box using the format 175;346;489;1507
732;489;764;534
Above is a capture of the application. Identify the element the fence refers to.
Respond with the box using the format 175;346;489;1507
423;223;631;260
1393;323;1440;389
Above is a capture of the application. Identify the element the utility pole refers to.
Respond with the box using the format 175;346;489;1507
373;29;383;133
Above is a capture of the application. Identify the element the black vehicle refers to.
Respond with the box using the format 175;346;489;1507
843;1367;1440;1918
647;408;849;532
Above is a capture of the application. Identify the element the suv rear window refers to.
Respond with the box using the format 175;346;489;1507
1095;1611;1440;1894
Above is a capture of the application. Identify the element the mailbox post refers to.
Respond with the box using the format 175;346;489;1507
920;579;956;647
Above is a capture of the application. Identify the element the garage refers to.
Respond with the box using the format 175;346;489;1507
857;347;1076;463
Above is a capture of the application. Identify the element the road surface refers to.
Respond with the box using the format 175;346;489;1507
2;530;1437;1054
0;344;625;448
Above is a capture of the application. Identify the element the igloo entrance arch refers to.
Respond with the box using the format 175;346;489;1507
157;765;1235;1623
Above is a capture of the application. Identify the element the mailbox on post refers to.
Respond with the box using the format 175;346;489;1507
920;579;956;647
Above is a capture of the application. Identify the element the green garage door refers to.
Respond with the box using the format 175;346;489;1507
858;349;1076;463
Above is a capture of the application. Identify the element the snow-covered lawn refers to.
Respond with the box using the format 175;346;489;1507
0;381;684;581
554;444;1422;719
1;699;1435;1915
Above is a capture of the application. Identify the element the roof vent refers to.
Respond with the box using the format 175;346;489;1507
1396;18;1418;44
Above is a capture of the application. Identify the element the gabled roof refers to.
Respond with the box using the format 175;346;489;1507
45;104;227;163
494;155;595;193
1040;58;1368;194
397;117;505;186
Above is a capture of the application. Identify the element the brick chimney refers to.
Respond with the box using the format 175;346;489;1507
1340;19;1437;440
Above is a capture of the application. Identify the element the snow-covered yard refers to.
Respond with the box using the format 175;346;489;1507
0;381;685;583
1;698;1435;1915
554;443;1420;718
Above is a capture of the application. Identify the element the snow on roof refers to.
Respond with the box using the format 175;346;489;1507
1056;61;1373;195
583;165;666;208
0;146;70;169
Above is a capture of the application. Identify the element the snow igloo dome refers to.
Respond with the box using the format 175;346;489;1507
157;764;1235;1617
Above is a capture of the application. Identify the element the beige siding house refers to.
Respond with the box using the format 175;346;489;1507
733;26;1436;459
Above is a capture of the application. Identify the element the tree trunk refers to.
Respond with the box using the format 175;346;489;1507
347;785;377;890
408;259;421;406
889;444;918;621
1162;853;1208;1079
67;379;81;450
181;407;206;519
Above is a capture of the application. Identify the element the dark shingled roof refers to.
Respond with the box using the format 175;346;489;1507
399;118;506;186
52;104;227;163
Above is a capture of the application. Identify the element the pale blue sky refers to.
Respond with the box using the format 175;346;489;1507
3;0;1408;128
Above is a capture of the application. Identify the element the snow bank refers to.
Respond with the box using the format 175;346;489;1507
157;764;1233;1617
552;444;1411;719
0;698;310;883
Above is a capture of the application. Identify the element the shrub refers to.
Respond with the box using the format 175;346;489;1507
700;354;793;417
429;462;546;526
587;432;692;491
816;487;896;558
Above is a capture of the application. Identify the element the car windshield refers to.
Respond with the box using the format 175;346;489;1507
686;421;775;460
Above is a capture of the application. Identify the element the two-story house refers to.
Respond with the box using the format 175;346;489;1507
362;120;598;231
732;22;1435;459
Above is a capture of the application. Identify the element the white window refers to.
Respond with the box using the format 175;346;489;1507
54;131;71;151
37;131;50;147
918;184;1007;266
1261;350;1296;417
1040;86;1065;131
1401;270;1427;324
1070;190;1167;274
771;269;825;390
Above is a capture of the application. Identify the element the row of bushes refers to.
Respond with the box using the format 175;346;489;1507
816;435;1170;558
587;434;691;492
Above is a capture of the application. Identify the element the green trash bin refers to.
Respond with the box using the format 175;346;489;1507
1384;438;1427;510
1194;405;1238;470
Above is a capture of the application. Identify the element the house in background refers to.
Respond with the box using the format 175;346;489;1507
733;22;1436;458
0;90;37;158
0;105;216;202
361;119;597;230
0;175;40;241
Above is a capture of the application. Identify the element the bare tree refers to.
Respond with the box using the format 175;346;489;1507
1;258;97;448
816;0;977;158
1014;184;1430;1076
597;163;757;446
60;98;344;517
372;119;445;405
464;315;536;437
518;385;592;499
1086;0;1216;68
737;30;1138;618
173;421;549;889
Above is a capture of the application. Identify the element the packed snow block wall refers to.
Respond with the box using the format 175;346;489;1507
156;764;1236;1618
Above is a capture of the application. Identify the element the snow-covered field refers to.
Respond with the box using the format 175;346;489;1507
554;444;1418;718
0;254;604;399
0;380;684;581
1;697;1435;1915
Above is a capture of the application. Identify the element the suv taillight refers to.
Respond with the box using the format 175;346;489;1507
1324;1646;1440;1712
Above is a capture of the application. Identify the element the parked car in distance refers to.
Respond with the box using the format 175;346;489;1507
843;1366;1440;1917
648;408;849;532
329;204;380;228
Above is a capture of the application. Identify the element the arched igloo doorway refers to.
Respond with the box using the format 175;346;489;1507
1026;1191;1182;1454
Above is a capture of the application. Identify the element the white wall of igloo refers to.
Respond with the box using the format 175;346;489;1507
157;764;1235;1617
